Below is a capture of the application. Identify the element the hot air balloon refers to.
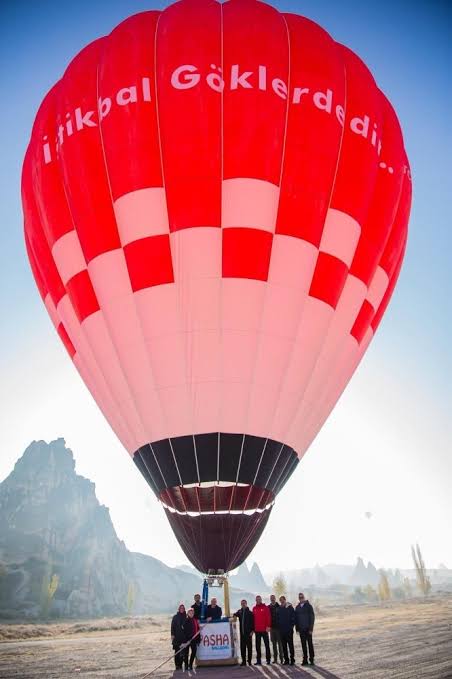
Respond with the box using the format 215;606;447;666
22;0;411;574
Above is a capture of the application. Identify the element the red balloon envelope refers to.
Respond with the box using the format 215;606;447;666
22;0;411;573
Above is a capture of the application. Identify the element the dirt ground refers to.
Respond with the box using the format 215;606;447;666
1;596;451;679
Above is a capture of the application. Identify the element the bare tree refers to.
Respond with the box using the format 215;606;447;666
403;577;412;598
377;570;391;601
272;573;287;599
411;543;431;596
364;584;378;602
127;582;136;615
41;572;59;618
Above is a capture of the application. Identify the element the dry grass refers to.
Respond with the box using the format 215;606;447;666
0;616;161;641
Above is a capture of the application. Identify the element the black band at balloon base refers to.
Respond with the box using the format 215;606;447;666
134;432;298;496
133;432;299;572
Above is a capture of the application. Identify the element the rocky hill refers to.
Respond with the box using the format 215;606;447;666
230;560;268;591
349;557;380;587
0;439;203;618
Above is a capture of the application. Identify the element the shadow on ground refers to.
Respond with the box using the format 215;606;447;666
169;665;340;678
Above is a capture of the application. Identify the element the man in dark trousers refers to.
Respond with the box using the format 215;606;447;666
252;595;271;665
192;593;202;619
269;594;283;663
234;599;254;666
206;597;222;621
276;596;296;665
295;592;315;666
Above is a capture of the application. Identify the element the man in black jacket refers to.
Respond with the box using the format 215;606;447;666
234;599;254;666
206;597;222;621
192;593;202;619
276;596;296;665
269;594;283;663
294;592;315;666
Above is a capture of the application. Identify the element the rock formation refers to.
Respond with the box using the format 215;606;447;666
0;439;200;618
231;560;268;592
349;557;380;587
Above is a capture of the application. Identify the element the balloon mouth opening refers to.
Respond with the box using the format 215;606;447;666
165;503;274;573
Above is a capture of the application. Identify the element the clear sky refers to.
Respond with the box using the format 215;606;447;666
0;0;450;573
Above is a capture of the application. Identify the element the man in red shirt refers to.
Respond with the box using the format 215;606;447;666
252;595;271;665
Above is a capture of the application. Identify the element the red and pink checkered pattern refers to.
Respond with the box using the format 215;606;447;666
22;0;411;463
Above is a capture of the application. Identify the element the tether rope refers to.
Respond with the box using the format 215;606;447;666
140;625;203;678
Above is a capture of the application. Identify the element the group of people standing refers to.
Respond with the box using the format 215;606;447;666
234;593;315;666
170;595;222;670
170;591;315;670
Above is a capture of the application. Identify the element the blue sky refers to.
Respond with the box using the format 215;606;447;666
0;0;450;571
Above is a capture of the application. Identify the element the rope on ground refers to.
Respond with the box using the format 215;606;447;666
140;627;202;679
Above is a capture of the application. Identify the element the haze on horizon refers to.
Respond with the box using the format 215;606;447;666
0;0;450;574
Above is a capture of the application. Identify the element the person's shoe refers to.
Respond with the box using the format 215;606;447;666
283;660;289;665
266;660;271;665
240;661;246;666
310;659;315;665
254;661;262;665
248;660;252;665
302;660;308;666
290;659;295;665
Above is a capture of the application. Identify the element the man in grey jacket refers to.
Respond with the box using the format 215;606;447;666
294;592;315;666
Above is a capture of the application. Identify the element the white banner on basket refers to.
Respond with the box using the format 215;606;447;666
198;622;235;660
